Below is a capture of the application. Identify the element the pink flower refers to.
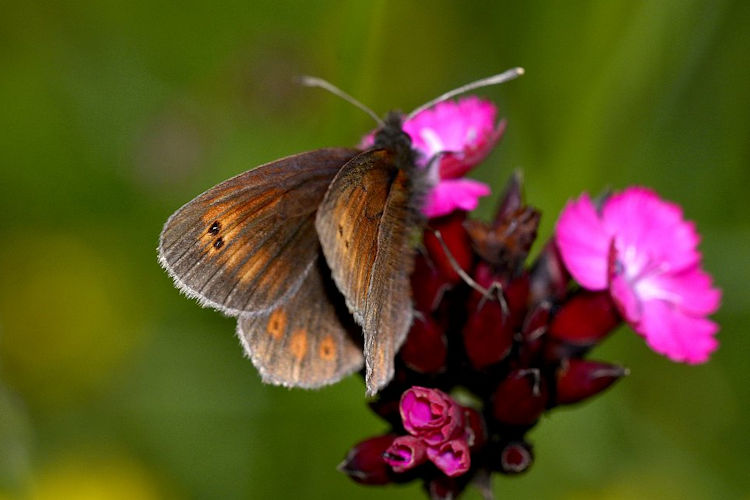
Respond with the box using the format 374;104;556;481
426;439;471;477
399;387;463;445
362;97;505;218
383;436;428;473
555;187;721;363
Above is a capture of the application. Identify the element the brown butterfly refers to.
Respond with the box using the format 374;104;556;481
158;70;524;395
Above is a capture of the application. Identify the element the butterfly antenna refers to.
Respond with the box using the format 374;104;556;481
298;76;385;127
407;67;525;120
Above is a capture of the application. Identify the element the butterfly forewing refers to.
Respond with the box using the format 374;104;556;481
159;148;358;316
237;257;364;388
315;148;419;395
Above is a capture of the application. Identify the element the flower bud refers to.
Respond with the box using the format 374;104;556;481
462;297;513;370
529;241;569;304
517;301;551;365
423;212;473;284
469;265;529;325
338;434;396;485
498;441;534;474
549;291;620;345
412;253;452;313
491;369;548;426
427;439;472;477
462;407;487;451
522;301;551;342
504;272;530;327
400;315;448;374
555;359;628;405
368;391;402;427
425;475;465;500
383;435;428;473
400;387;464;445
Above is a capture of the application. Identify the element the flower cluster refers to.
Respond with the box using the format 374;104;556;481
339;97;720;499
382;387;484;477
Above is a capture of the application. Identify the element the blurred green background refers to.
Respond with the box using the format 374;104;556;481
1;1;748;499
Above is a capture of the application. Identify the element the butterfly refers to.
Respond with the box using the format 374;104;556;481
158;69;524;395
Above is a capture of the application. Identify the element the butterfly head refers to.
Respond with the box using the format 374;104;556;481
373;112;416;168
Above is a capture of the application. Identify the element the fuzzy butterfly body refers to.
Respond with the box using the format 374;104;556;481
159;112;427;395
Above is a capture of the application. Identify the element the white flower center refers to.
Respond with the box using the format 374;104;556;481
420;128;445;157
618;240;680;305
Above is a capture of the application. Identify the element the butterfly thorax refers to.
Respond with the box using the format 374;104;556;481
373;112;417;171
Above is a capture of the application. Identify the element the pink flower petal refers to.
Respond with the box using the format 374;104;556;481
426;439;471;477
433;119;506;179
423;179;491;218
383;435;427;473
399;387;465;445
636;299;719;364
609;271;642;323
554;193;611;290
404;97;498;159
602;187;701;274
638;266;721;316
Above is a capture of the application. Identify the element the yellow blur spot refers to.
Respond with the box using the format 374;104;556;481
28;453;165;500
0;234;144;408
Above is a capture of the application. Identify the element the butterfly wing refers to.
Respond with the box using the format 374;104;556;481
159;148;358;316
315;148;420;395
237;257;364;388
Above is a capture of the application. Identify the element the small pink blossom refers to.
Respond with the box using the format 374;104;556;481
426;439;471;477
362;97;505;218
402;97;506;179
555;187;721;363
400;386;463;445
383;436;427;473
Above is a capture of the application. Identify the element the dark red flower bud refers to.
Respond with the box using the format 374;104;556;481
412;253;452;313
522;300;551;343
368;393;401;427
504;272;530;327
491;369;548;426
555;359;628;405
462;407;487;451
498;441;534;474
549;291;620;345
400;315;448;374
338;434;396;485
462;296;513;370
383;435;428;473
423;212;473;284
425;475;465;500
529;241;569;304
517;301;552;364
468;265;529;328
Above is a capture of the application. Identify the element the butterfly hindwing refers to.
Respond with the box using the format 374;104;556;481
237;257;364;388
159;148;358;316
315;148;419;395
